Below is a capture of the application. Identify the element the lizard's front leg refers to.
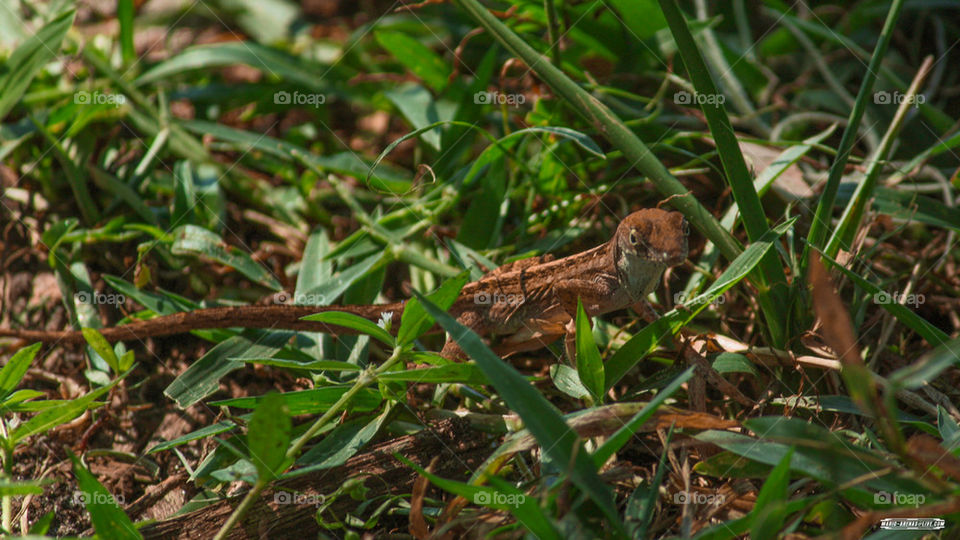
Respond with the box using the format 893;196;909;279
439;310;488;360
552;277;620;364
631;298;660;323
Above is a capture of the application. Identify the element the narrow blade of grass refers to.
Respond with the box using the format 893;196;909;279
802;0;906;259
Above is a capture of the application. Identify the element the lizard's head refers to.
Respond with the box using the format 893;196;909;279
615;209;689;266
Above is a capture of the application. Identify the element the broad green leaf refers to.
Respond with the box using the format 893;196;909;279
575;299;604;403
248;392;292;481
172;160;198;227
377;364;489;385
13;379;116;445
375;31;451;92
102;275;198;315
137;42;335;90
0;480;45;497
384;83;457;150
938;407;960;452
82;328;121;374
119;350;135;372
550;364;591;400
88;167;157;224
0;389;46;410
0;342;41;401
291;410;390;476
397;273;469;346
165;331;291;407
68;450;141;540
712;352;759;376
219;0;299;44
147;421;237;454
212;386;381;415
695;451;773;479
230;358;361;372
172;225;282;290
28;511;55;535
302;311;394;346
301;252;384;308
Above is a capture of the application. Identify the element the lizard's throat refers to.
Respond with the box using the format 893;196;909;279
617;251;666;301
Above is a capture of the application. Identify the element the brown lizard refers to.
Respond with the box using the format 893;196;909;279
0;209;689;359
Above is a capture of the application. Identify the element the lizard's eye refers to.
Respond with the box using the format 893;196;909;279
629;230;641;246
681;219;689;236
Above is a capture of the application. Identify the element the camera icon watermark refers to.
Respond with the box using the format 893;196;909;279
473;489;525;507
874;490;925;507
474;91;526;106
72;491;124;505
74;291;126;306
473;292;524;306
872;291;924;307
674;90;725;106
274;90;326;107
74;90;127;107
272;291;328;305
673;291;725;307
673;490;725;506
273;490;326;506
873;90;925;107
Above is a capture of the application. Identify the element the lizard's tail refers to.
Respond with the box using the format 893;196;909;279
0;303;405;345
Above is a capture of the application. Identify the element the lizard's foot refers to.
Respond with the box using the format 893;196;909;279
440;339;468;361
439;310;486;361
563;318;577;365
631;298;660;323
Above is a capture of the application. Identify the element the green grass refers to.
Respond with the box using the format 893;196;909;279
1;1;959;538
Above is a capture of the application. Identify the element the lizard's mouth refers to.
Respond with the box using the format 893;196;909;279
646;249;687;266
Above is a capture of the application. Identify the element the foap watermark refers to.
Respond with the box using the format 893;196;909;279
473;292;524;306
73;491;124;505
74;90;126;107
75;291;125;306
473;489;525;507
673;490;725;506
274;90;326;107
873;291;924;307
874;490;925;507
874;90;925;107
674;90;725;106
273;490;326;506
674;291;725;307
474;91;525;106
272;291;328;305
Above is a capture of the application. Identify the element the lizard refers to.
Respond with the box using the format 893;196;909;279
0;209;689;359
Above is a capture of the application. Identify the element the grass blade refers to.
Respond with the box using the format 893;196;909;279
802;0;906;258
